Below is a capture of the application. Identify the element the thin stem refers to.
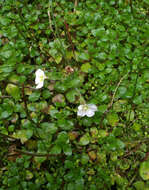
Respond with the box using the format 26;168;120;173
109;74;128;108
0;132;18;140
64;20;75;57
0;95;11;98
48;9;53;31
74;0;78;12
10;148;63;157
75;88;86;104
100;73;128;127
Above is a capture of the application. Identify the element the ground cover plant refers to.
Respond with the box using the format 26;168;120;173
0;0;149;189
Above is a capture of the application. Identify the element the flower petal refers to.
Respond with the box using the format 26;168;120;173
36;82;44;89
86;110;95;117
77;109;86;117
35;76;41;84
88;104;97;111
35;69;46;84
35;69;44;77
78;105;84;111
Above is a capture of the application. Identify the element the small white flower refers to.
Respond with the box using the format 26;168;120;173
35;69;47;89
77;104;97;117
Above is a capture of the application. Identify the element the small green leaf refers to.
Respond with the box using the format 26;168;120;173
41;122;58;135
26;170;34;180
81;153;89;165
63;144;72;156
133;181;145;190
55;55;62;64
50;145;61;154
140;161;149;180
98;105;107;113
0;111;11;119
56;131;68;144
132;123;141;131
79;52;90;61
13;129;33;144
6;84;20;100
66;89;78;103
29;92;40;102
118;86;127;96
42;90;51;99
79;133;90;146
68;78;81;88
107;113;119;127
81;63;91;73
0;16;11;25
96;52;107;60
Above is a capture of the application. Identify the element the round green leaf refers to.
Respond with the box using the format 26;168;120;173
140;161;149;180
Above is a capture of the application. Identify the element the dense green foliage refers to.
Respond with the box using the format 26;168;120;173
0;0;149;189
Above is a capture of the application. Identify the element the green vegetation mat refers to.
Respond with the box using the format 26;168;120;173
0;0;149;189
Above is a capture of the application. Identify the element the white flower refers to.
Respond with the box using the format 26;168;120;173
35;69;47;89
77;104;97;117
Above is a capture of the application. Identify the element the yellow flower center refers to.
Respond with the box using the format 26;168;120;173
83;105;89;111
39;75;44;82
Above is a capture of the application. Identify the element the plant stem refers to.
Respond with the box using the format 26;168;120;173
0;132;17;140
13;148;63;157
64;20;75;57
100;73;128;127
75;88;86;104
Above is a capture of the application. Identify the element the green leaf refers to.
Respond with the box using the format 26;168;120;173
107;113;119;127
57;119;74;130
56;131;68;144
26;170;34;180
55;55;62;64
91;27;105;37
63;144;72;156
42;90;51;99
81;153;89;165
66;89;78;103
41;122;58;135
81;63;91;73
96;52;107;60
78;52;90;61
54;82;67;92
132;123;141;131
113;100;127;112
98;105;107;113
29;92;40;102
133;95;142;104
6;84;20;100
68;78;81;88
9;74;19;83
0;16;11;25
133;181;145;190
118;86;127;97
50;145;61;154
106;136;125;151
140;161;149;180
13;129;33;144
79;133;90;146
